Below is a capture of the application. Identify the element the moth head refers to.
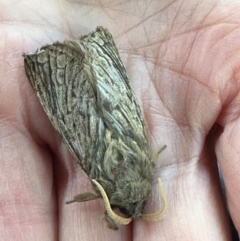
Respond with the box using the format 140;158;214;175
92;179;132;225
114;178;168;221
110;179;152;219
92;178;167;226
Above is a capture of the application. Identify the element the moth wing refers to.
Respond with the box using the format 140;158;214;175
23;41;105;171
81;27;149;148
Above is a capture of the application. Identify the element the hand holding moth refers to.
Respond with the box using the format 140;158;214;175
1;0;239;240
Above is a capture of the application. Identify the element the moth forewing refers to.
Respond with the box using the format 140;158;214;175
23;26;166;230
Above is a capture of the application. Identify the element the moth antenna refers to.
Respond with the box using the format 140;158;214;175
92;179;132;225
142;178;168;221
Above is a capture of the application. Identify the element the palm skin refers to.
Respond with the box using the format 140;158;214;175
1;0;240;240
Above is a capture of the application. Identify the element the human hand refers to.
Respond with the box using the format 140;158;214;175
1;0;239;240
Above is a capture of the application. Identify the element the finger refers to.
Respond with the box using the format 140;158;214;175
216;121;240;232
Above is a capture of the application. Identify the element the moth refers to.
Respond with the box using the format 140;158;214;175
23;26;167;230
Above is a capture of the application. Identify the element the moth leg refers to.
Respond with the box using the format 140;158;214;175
65;192;100;204
153;145;167;162
104;211;119;230
157;145;167;155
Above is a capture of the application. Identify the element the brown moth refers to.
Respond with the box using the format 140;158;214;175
23;26;167;230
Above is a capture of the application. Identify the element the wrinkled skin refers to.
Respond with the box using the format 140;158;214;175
1;0;240;240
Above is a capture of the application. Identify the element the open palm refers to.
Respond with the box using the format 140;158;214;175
1;0;240;240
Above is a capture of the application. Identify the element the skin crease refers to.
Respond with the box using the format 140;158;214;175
0;0;240;240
